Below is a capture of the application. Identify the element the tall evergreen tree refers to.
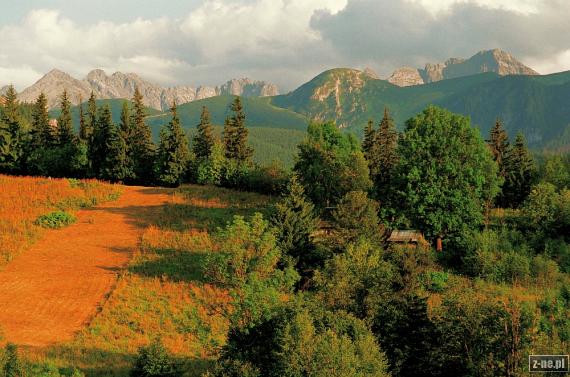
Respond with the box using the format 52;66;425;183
57;90;74;145
78;95;87;141
223;96;252;162
193;105;215;159
0;85;25;172
31;92;53;148
101;119;131;182
91;104;115;177
85;91;97;141
487;119;510;207
372;108;399;198
130;86;155;183
503;133;536;207
271;175;319;273
362;119;375;161
155;102;191;187
119;101;136;181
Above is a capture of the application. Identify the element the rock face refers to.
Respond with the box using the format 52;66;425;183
387;67;424;86
15;69;279;110
389;49;538;87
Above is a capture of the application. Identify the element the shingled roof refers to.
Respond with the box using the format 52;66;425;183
387;229;425;243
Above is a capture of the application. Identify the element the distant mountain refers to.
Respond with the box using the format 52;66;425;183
388;49;538;87
14;69;279;110
272;66;570;149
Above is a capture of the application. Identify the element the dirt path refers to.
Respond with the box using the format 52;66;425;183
0;186;171;346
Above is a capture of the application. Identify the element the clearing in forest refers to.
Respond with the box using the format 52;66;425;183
0;186;171;346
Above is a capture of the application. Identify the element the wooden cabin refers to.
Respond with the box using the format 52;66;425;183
387;229;429;249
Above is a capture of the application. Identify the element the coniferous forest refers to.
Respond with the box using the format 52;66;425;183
0;82;569;377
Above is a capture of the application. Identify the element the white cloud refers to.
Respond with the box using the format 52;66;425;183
0;0;569;92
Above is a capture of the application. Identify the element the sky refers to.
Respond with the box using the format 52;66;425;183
1;0;570;92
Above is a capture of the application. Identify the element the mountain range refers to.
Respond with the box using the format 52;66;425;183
9;69;278;111
5;48;570;161
387;49;538;86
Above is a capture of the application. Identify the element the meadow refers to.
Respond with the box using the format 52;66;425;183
0;175;121;266
22;184;274;376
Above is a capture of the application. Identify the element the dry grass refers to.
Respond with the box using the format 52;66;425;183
0;175;122;265
23;184;273;376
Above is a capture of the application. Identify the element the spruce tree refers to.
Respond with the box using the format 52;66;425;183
31;92;53;148
155;102;191;187
372;108;399;198
85;91;97;141
119;101;136;181
130;86;155;183
271;175;319;271
91;104;114;178
57;90;74;145
487;119;510;207
362;119;376;161
193;105;215;159
503;133;535;207
223;96;252;162
0;85;24;172
101;120;131;182
78;95;87;141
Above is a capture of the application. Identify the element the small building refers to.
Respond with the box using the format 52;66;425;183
387;229;429;249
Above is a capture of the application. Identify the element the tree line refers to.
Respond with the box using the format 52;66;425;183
0;85;264;188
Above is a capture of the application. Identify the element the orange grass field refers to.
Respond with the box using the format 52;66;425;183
0;175;122;265
13;184;273;376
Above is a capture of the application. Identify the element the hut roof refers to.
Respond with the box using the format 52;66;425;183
387;229;425;243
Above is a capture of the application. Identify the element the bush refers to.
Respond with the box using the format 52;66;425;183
244;162;289;195
35;211;76;229
424;271;449;292
131;339;179;377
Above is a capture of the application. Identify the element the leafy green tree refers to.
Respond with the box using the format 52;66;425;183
503;133;536;207
542;155;570;190
57;90;74;145
271;175;319;273
155;103;191;187
193;105;216;159
130;86;156;183
3;343;24;377
0;85;25;173
392;106;500;248
196;140;225;185
223;97;253;162
294;121;371;208
216;300;390;377
131;339;179;377
203;213;299;329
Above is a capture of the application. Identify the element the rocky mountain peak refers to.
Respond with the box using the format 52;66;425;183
12;69;279;110
389;48;538;87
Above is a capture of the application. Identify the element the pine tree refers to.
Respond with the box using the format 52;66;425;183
86;91;97;141
223;96;252;162
271;175;319;271
503;133;535;207
101;120;131;182
31;92;53;148
57;90;75;145
487;119;510;177
155;102;191;187
193;105;215;159
0;85;25;172
372;108;399;198
91;104;115;178
130;86;156;183
78;95;87;141
119;101;136;180
362;119;376;160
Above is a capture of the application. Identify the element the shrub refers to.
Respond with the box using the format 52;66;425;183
35;211;76;229
424;271;449;292
131;339;179;377
3;343;23;377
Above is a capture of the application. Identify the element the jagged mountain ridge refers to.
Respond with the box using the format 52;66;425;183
388;49;538;87
14;69;279;110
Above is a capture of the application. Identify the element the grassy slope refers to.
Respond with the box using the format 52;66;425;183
30;184;274;376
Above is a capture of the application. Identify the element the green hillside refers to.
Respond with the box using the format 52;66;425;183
272;68;570;148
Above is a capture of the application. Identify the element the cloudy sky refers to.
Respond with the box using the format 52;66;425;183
1;0;569;91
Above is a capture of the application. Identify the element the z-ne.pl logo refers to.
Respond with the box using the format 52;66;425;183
529;355;569;373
